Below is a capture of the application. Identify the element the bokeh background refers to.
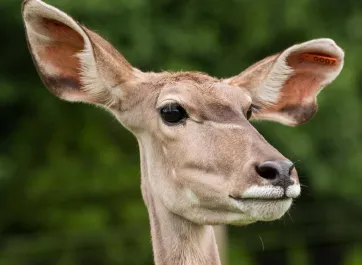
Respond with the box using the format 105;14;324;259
1;0;362;264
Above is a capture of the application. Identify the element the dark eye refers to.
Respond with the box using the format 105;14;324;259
160;103;188;125
246;105;253;120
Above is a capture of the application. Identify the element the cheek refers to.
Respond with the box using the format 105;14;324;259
172;125;253;177
157;144;228;209
151;123;258;205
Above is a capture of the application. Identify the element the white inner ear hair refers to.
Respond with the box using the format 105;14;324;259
76;48;112;103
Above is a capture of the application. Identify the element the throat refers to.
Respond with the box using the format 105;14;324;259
145;192;221;265
138;138;221;265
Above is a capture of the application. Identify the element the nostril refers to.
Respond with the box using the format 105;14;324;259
256;162;279;180
256;160;295;188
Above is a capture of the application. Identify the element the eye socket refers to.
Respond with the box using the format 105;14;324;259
160;103;188;125
246;105;253;120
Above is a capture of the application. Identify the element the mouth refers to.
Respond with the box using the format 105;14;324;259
229;195;291;202
227;185;300;223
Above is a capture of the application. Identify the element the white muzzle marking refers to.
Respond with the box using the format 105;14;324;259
242;184;301;199
286;184;301;198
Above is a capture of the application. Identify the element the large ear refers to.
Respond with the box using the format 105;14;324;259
22;0;140;105
225;39;344;126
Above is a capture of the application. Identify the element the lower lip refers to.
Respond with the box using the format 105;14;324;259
229;196;293;202
231;197;292;202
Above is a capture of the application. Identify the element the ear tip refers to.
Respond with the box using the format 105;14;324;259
22;0;41;16
21;0;82;33
22;0;31;6
22;0;50;17
305;38;345;59
22;0;30;13
316;38;344;55
22;0;40;9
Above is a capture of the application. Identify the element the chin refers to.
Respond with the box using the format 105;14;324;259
228;198;293;226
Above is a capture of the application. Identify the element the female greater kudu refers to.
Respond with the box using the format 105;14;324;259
22;0;344;264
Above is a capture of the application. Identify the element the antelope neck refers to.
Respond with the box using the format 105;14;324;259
138;141;222;265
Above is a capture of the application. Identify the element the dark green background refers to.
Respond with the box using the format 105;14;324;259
1;0;362;264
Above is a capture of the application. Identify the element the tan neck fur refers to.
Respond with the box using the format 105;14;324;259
139;140;221;265
143;180;221;265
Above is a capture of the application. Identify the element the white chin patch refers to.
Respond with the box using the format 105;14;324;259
250;198;293;221
229;198;293;225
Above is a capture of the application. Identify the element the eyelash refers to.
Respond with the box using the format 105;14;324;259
246;104;261;120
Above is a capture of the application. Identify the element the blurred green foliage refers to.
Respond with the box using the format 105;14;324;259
1;0;362;264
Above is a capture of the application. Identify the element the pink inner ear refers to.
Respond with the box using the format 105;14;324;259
263;50;341;124
35;19;84;87
282;50;340;103
41;18;84;47
282;73;323;103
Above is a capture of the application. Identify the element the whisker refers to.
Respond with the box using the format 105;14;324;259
282;216;287;228
287;211;294;224
259;236;265;251
292;159;301;165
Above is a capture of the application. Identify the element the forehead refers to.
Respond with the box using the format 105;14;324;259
155;72;251;108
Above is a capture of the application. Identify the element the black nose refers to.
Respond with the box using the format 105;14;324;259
256;160;295;188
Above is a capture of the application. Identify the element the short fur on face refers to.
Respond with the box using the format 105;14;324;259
22;0;344;224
